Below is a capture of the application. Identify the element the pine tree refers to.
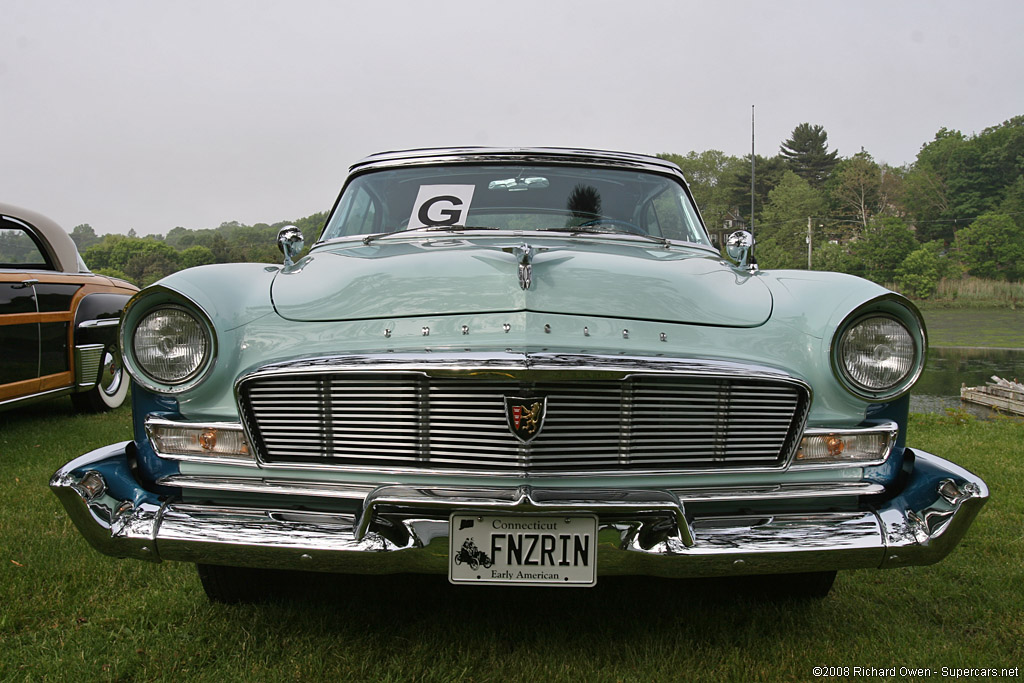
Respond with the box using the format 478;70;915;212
780;123;839;188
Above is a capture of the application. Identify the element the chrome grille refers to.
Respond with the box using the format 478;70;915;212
239;369;809;473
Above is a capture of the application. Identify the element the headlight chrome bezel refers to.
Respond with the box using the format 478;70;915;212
120;288;217;394
830;295;927;402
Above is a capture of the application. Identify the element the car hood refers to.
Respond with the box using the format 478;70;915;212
271;237;772;327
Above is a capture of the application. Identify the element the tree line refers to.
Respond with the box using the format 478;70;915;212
71;115;1023;298
660;115;1024;297
72;213;326;287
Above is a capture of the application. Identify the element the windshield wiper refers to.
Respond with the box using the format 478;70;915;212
362;225;500;245
558;227;670;247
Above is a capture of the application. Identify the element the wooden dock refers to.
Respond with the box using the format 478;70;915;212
960;376;1024;416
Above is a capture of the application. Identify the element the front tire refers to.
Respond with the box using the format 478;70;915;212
747;571;837;599
71;345;128;412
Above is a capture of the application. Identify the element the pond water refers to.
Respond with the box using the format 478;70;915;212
910;346;1024;417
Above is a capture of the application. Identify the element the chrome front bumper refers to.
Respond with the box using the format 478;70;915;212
50;442;988;579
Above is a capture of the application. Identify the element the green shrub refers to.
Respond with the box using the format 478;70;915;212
955;212;1024;281
896;247;942;298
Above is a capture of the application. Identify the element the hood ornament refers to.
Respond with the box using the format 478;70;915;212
499;242;554;290
510;243;534;290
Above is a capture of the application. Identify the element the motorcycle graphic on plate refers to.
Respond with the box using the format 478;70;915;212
454;538;493;570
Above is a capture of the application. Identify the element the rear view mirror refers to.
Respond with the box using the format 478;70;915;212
488;177;550;192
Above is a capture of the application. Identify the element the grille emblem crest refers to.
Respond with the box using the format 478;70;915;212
504;396;547;443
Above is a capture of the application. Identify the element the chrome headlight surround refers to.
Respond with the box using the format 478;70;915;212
120;288;217;394
830;295;926;402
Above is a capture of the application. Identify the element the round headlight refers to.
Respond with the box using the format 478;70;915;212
837;315;917;395
132;306;211;384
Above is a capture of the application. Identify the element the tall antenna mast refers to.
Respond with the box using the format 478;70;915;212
750;105;755;236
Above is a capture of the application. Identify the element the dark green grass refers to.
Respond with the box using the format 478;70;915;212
2;402;1022;682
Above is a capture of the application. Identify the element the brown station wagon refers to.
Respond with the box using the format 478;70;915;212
0;203;137;413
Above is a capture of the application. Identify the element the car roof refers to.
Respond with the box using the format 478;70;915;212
349;147;687;179
0;202;84;273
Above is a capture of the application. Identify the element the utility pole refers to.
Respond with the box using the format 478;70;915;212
807;216;813;269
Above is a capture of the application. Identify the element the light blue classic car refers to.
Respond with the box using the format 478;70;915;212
51;148;988;601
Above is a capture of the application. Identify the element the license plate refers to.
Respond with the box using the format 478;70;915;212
449;513;597;586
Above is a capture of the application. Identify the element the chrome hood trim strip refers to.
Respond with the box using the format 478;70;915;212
235;351;809;385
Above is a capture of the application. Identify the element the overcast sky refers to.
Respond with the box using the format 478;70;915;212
3;0;1022;236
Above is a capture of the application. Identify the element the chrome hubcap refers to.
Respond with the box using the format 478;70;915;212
99;349;123;397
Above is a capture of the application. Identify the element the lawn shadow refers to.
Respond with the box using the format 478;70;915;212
216;570;829;646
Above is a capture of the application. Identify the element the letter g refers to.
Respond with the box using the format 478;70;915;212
418;195;463;226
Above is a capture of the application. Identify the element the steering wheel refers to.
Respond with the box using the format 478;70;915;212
578;218;646;235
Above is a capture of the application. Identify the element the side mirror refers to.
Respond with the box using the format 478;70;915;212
726;230;755;270
277;226;304;266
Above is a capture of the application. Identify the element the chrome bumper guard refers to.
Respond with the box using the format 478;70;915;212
50;442;988;579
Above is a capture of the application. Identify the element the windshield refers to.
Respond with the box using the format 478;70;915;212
321;164;711;246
